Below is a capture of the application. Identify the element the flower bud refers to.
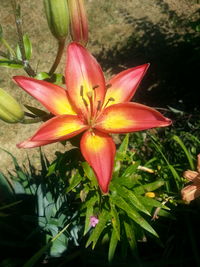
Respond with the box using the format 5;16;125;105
68;0;88;46
43;0;70;41
0;88;24;123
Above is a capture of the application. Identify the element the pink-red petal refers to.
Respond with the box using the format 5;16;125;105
18;115;88;149
13;76;76;116
80;130;116;193
103;64;149;108
17;138;57;149
95;102;171;133
66;42;106;118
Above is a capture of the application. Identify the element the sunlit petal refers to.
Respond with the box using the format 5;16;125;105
96;102;171;133
18;115;88;149
104;64;149;107
80;130;116;193
13;76;76;116
17;138;57;149
66;42;106;117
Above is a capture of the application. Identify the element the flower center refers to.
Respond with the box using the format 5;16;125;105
79;84;115;127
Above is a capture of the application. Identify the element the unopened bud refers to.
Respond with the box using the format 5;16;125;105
68;0;88;46
44;0;69;41
0;88;24;123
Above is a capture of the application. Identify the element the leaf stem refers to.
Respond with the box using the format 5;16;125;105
11;0;36;77
48;39;65;76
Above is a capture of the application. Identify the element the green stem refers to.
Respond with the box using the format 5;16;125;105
11;0;36;77
49;39;65;75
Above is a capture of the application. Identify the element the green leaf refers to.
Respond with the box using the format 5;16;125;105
16;34;32;60
110;193;158;238
111;183;150;215
24;104;48;117
84;194;97;235
133;180;165;195
82;162;98;187
35;72;50;80
118;134;129;154
110;202;120;240
108;229;119;262
23;34;32;60
66;172;82;193
0;59;23;68
86;209;110;249
172;135;195;170
123;218;137;253
137;196;170;210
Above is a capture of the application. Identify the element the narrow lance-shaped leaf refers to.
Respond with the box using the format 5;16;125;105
111;183;151;216
111;193;158;237
108;228;119;262
124;218;137;254
84;194;97;235
133;180;165;195
110;201;120;240
0;59;23;68
16;34;32;60
66;172;82;193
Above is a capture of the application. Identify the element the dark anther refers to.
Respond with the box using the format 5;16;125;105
106;83;112;89
80;85;84;96
93;85;99;90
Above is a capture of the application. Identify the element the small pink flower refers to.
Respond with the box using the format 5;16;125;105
90;215;99;227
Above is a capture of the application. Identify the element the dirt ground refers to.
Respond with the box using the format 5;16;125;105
0;0;199;172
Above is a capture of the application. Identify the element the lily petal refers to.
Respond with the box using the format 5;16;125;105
18;115;88;149
66;42;106;117
13;76;76;116
80;130;116;193
17;139;57;149
96;102;171;133
104;64;149;107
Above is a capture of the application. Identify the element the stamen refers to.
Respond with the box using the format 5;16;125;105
87;91;93;98
106;83;112;89
80;85;84;96
80;85;88;110
87;91;94;117
97;100;102;111
104;97;115;108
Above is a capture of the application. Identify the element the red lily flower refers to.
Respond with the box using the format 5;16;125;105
13;42;171;193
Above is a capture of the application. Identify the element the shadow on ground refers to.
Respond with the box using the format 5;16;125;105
96;4;200;112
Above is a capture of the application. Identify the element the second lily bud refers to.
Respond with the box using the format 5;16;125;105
0;88;24;123
43;0;70;41
68;0;88;46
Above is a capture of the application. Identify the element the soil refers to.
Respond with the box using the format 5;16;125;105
0;0;199;172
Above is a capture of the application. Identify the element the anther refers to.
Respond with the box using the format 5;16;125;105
97;100;102;111
104;97;115;108
80;85;84;96
106;83;112;89
93;85;99;90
